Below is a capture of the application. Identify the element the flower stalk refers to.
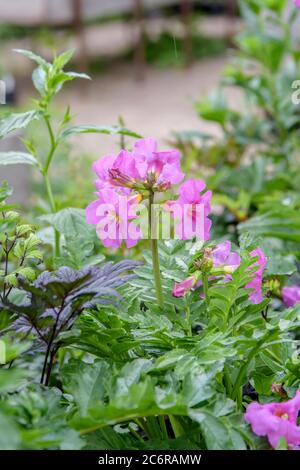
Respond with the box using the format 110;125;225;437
202;272;210;310
149;191;164;308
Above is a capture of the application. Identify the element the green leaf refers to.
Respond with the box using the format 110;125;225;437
62;360;110;415
14;49;48;67
0;111;41;139
32;67;47;96
50;71;90;95
60;125;141;140
0;411;20;450
0;152;39;167
0;368;30;394
0;181;13;202
195;91;240;127
265;254;296;276
16;267;36;281
238;208;300;243
54;49;75;69
188;410;231;450
40;208;94;238
63;71;91;80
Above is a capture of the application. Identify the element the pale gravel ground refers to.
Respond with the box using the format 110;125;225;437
59;56;242;157
2;55;243;203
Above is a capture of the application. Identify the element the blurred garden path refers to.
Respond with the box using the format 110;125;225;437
59;56;241;156
2;14;243;158
1;15;243;202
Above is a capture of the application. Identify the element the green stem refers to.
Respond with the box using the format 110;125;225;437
223;363;232;395
134;418;149;439
169;415;185;438
145;416;162;439
158;415;169;440
149;192;164;308
202;272;210;310
42;115;60;257
130;425;145;444
44;172;56;213
185;300;192;336
44;115;56;172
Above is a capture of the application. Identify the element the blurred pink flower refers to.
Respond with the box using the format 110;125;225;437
211;240;241;276
295;1;300;8
86;188;141;249
282;286;300;308
245;391;300;449
167;179;212;240
172;275;197;298
245;247;267;304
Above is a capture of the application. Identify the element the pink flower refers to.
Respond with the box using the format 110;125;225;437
91;139;184;192
171;241;239;298
172;275;197;298
295;1;300;8
282;286;300;308
86;188;141;249
245;248;267;304
166;179;212;241
245;391;300;449
92;153;116;189
211;240;241;276
92;150;140;191
132;138;184;188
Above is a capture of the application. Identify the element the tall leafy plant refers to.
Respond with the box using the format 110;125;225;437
0;49;140;259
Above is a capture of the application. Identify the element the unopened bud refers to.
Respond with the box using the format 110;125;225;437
108;168;136;188
271;383;287;398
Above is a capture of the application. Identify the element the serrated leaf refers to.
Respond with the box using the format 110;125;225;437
4;273;17;287
0;111;40;139
40;208;94;238
16;225;33;237
16;267;36;281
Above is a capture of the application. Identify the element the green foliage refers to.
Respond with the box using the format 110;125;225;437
0;183;42;302
1;260;140;386
0;49;140;264
1;5;300;451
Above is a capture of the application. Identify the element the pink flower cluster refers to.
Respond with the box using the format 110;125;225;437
86;138;184;248
245;391;300;449
87;137;266;305
86;138;213;248
172;240;239;298
295;1;300;7
172;241;266;305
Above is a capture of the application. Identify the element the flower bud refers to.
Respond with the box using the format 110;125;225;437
271;383;288;398
172;275;198;298
108;168;136;189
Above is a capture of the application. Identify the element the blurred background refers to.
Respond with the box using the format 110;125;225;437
0;1;243;204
